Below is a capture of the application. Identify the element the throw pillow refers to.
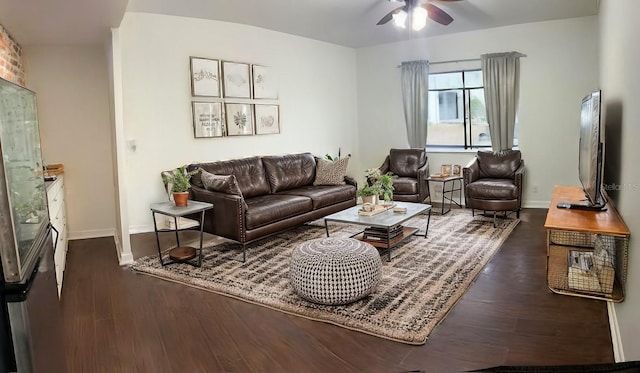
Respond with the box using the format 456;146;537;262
201;171;249;210
313;156;350;186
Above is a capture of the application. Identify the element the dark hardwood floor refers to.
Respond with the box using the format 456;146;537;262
61;208;614;372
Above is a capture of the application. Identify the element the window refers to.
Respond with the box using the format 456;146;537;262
427;70;518;149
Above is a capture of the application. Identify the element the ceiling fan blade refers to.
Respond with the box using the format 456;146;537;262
377;5;406;25
423;3;454;26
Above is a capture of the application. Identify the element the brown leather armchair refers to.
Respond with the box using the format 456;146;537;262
463;150;524;225
377;148;430;203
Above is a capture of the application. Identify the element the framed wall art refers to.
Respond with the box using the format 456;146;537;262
254;104;280;135
252;65;279;99
225;103;254;136
192;102;225;138
222;61;251;98
190;57;220;97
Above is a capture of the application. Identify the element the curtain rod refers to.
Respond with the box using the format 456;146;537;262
397;55;527;68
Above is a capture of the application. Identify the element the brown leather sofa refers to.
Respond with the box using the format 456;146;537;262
186;153;356;261
377;148;430;203
463;150;524;225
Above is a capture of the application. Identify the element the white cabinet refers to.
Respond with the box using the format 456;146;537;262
46;175;67;297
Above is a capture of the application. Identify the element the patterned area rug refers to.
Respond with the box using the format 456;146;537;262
131;209;519;345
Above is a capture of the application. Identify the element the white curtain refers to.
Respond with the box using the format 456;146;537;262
400;60;429;148
481;52;523;151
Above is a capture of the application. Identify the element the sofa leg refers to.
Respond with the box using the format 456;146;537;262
472;209;475;217
242;244;247;263
517;209;520;219
493;212;497;228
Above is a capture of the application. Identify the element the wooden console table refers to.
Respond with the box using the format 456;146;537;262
545;186;630;302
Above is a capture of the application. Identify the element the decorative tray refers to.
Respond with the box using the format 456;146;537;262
358;203;396;216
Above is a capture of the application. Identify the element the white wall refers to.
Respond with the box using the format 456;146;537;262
599;0;640;361
119;13;359;231
356;17;599;207
23;45;117;239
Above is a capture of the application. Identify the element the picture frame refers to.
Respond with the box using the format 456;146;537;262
225;103;254;136
190;57;220;97
452;164;462;176
192;102;225;138
254;104;280;135
252;65;279;99
440;164;452;177
222;61;251;98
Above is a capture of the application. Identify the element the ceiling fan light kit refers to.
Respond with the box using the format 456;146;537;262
378;0;459;30
412;7;428;31
392;10;408;28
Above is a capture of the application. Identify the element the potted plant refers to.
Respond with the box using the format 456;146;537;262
161;166;202;206
377;173;395;202
365;168;395;203
356;184;381;205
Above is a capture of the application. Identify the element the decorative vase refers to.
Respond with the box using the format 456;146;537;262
173;192;189;207
361;195;377;205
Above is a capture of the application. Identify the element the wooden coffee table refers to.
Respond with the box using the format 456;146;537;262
323;201;431;261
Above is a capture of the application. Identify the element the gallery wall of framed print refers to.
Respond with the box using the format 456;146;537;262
252;65;279;99
190;57;220;97
222;61;251;98
225;103;254;136
254;104;280;135
192;102;225;138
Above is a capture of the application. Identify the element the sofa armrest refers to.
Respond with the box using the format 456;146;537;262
344;175;357;189
463;157;480;185
190;186;247;243
514;160;525;207
417;158;430;202
378;156;390;175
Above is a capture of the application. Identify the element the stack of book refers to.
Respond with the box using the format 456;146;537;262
362;225;403;242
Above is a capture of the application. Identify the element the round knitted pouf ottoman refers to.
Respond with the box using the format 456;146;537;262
289;237;382;305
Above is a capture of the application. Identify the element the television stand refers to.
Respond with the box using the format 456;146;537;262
545;186;629;302
556;201;607;211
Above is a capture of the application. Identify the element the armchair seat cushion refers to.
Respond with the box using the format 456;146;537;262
245;195;312;230
466;179;518;200
278;185;355;210
392;177;419;195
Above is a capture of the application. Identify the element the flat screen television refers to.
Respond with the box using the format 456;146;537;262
577;90;605;210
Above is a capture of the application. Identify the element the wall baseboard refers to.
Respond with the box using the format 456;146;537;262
608;302;625;362
113;233;134;265
523;200;550;209
129;224;154;234
69;228;116;240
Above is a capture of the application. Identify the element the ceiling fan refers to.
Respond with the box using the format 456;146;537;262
377;0;462;30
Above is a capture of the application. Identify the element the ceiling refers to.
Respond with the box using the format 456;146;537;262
0;0;599;48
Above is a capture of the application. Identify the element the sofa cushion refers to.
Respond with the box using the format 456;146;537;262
245;195;313;230
313;157;349;186
392;177;418;195
189;156;271;198
466;179;518;200
389;149;426;177
477;150;521;179
278;184;355;210
262;153;316;193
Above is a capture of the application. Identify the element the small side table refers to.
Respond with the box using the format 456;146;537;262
426;176;463;214
150;201;213;267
